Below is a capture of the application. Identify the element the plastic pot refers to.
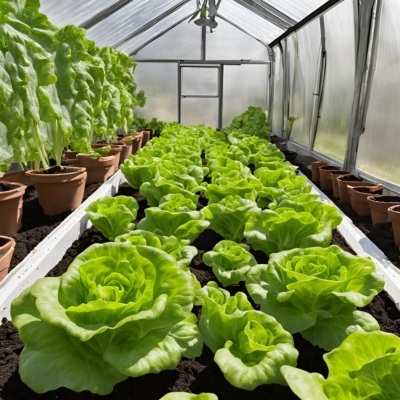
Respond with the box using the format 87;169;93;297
77;154;115;184
388;205;400;246
348;185;384;216
311;161;328;182
0;236;16;282
25;167;87;216
367;195;400;226
0;182;27;236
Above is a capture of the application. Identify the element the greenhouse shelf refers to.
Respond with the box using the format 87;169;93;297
301;172;400;311
0;171;126;322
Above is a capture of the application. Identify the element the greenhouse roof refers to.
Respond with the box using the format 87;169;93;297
39;0;343;55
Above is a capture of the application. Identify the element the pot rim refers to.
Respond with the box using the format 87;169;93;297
0;181;27;192
0;235;16;255
25;166;86;177
388;205;400;213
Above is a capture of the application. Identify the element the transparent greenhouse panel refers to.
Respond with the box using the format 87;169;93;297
181;98;219;128
356;0;400;185
134;63;178;122
272;48;284;136
39;0;120;28
223;65;268;127
206;19;269;61
258;0;327;22
290;19;321;146
119;2;198;56
218;0;284;44
86;0;186;48
314;0;355;162
182;67;219;96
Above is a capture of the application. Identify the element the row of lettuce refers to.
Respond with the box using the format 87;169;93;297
10;123;399;399
0;0;144;174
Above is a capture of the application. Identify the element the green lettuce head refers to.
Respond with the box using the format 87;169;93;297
198;282;298;390
246;246;385;350
11;243;203;395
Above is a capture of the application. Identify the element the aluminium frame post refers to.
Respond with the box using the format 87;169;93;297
218;65;224;130
267;47;275;130
178;61;182;123
282;38;291;139
201;25;206;61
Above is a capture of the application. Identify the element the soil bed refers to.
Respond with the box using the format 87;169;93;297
369;196;400;202
1;183;400;400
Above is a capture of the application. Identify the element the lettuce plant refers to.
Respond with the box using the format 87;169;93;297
268;193;321;211
244;205;342;255
281;331;400;399
86;196;139;240
160;394;218;400
198;282;298;390
121;156;159;188
115;229;197;269
246;246;385;350
137;194;209;243
202;241;257;286
202;195;260;242
11;243;203;395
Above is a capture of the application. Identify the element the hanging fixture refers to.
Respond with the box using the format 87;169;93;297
188;0;222;30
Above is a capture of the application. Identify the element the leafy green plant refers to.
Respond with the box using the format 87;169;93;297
79;145;111;160
287;116;299;134
203;241;257;286
137;193;209;243
202;195;260;242
281;331;400;399
246;246;384;350
244;206;342;256
11;243;203;395
115;229;197;268
86;196;139;240
197;282;298;390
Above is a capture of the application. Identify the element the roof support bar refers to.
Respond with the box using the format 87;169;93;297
343;0;380;172
231;0;296;30
79;0;133;30
269;0;344;48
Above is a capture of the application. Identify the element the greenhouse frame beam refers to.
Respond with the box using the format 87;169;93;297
79;0;133;29
232;0;296;30
267;47;275;129
269;0;344;48
114;0;192;49
135;60;271;64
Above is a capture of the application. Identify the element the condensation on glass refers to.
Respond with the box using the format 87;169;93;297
356;0;400;185
314;0;355;162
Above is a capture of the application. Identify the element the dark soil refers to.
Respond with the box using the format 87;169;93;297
0;184;19;192
337;175;362;182
320;166;342;171
0;238;9;247
369;196;400;203
31;166;79;175
353;187;383;194
1;182;400;400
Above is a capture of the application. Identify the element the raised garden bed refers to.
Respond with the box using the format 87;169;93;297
1;181;400;400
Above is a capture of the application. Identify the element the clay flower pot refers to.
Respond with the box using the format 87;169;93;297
311;161;328;182
0;182;27;236
25;166;87;216
62;150;79;160
77;154;115;184
0;236;16;282
388;205;400;246
337;174;373;204
0;170;33;187
367;195;400;226
140;129;151;147
331;170;350;198
121;133;143;159
319;166;347;191
348;185;384;216
91;143;124;172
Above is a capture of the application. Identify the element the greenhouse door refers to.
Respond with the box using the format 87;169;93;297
178;64;223;129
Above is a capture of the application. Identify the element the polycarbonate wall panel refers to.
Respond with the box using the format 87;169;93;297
223;65;268;126
87;0;188;48
40;0;119;28
290;19;321;146
272;48;284;136
206;19;269;60
260;0;326;21
118;2;198;56
134;63;178;122
356;0;400;185
182;68;219;96
181;98;219;127
218;0;284;44
314;0;355;162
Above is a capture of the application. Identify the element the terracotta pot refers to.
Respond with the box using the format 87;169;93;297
331;171;350;198
122;133;143;158
62;150;79;160
367;195;400;226
0;170;33;187
388;205;400;246
337;174;372;204
77;154;115;184
311;161;328;182
91;143;124;172
141;130;151;147
0;236;16;282
25;167;87;216
319;166;346;191
63;159;80;167
0;182;26;236
348;185;384;216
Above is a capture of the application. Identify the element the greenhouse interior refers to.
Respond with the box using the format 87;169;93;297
1;0;400;399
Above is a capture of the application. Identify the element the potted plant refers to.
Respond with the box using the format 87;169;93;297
76;147;115;184
91;142;125;171
120;133;143;159
0;235;16;282
388;205;400;246
331;170;350;197
0;182;26;235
